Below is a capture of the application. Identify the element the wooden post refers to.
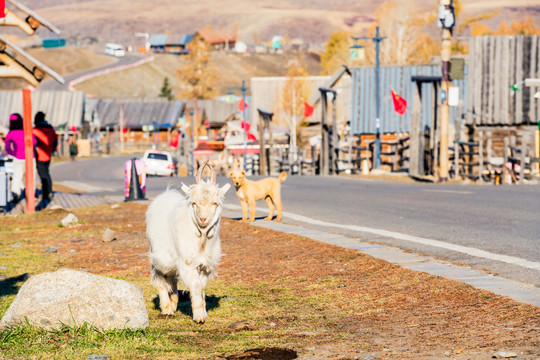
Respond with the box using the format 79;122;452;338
22;88;35;214
320;88;329;176
258;113;266;175
438;0;454;182
331;95;338;174
478;130;484;182
486;131;493;175
520;134;527;184
504;136;509;184
409;82;422;177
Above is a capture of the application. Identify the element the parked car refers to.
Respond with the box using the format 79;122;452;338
141;150;177;176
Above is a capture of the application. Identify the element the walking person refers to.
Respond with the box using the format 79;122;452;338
33;111;57;202
4;113;37;203
68;135;78;160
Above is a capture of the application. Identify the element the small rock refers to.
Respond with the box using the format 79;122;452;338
70;238;87;243
61;213;79;227
44;247;58;253
0;265;7;270
269;322;277;327
87;355;108;360
493;351;518;358
102;229;117;243
12;242;21;248
111;204;120;209
48;205;66;211
0;276;7;281
295;331;317;336
228;320;251;330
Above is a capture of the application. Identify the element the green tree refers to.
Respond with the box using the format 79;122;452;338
159;77;174;101
176;36;218;100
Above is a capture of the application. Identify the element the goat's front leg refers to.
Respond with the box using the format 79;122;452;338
182;267;207;323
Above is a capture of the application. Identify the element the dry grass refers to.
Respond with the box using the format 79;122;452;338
0;201;539;359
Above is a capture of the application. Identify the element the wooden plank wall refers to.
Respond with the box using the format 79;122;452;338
466;35;540;127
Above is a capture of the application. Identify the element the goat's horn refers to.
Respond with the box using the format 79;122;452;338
197;161;211;183
209;163;217;184
195;162;205;183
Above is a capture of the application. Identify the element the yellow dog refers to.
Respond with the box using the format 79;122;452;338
228;168;287;222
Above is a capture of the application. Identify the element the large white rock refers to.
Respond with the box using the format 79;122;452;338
0;268;149;330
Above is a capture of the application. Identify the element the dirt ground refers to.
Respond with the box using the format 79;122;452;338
8;202;540;359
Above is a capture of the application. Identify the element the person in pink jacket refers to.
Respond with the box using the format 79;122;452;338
4;113;37;203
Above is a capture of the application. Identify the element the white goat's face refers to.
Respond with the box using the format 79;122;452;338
182;181;231;228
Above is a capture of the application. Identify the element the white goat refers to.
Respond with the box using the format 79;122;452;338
146;163;230;323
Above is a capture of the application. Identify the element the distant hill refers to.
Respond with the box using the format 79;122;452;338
15;0;540;50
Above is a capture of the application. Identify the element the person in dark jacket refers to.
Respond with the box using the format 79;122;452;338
33;111;58;201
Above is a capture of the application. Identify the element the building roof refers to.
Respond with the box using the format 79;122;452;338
149;34;168;47
0;91;84;130
89;98;186;128
193;99;239;125
164;33;195;46
197;28;235;45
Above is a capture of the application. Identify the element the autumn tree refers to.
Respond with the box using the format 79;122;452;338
365;1;438;65
471;17;540;36
277;55;312;151
176;35;218;100
321;30;354;75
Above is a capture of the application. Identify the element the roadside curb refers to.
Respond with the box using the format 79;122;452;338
222;206;540;308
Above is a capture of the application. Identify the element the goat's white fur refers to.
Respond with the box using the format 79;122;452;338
146;165;230;323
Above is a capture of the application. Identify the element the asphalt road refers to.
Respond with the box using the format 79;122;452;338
36;54;145;91
51;155;540;288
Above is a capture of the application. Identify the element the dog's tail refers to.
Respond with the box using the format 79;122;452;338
279;171;287;182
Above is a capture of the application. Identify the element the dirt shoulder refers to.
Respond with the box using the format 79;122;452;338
0;202;539;359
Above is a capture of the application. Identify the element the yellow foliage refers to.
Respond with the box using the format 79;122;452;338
321;30;353;75
471;17;540;36
276;55;312;130
176;35;219;100
363;1;438;65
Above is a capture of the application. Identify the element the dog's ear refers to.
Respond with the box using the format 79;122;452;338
241;170;246;176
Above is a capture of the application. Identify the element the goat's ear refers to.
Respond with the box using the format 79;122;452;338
241;170;246;176
227;171;233;178
220;183;231;195
181;183;192;195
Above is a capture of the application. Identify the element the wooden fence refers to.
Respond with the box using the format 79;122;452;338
466;35;540;126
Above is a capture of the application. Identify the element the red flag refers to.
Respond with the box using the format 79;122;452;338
0;0;5;19
304;101;314;117
238;98;248;111
391;89;407;115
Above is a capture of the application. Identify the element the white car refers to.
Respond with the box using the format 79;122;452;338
141;150;176;176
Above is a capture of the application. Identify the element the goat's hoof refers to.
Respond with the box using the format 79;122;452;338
192;309;207;323
264;216;272;221
274;218;281;222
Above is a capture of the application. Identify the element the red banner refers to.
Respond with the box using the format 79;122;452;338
237;98;248;111
304;101;314;117
390;89;407;115
0;0;5;19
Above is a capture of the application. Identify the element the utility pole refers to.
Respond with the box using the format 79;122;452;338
353;26;386;169
228;80;249;171
437;0;455;182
